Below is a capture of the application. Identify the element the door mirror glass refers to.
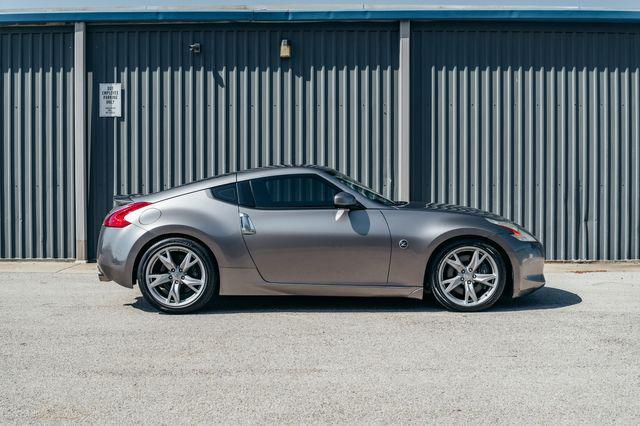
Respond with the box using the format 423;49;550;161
333;192;360;209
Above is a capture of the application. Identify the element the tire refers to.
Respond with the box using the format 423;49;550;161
428;239;507;312
137;237;217;314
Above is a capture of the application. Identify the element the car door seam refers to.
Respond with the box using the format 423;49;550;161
379;210;393;284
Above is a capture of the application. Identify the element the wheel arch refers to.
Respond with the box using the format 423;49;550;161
423;234;513;299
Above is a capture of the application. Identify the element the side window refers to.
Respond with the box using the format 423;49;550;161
211;183;237;204
237;180;255;208
249;175;339;209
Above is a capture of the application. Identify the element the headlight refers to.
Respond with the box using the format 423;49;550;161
486;218;537;242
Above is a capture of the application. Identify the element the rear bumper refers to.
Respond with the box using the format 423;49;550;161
96;224;150;288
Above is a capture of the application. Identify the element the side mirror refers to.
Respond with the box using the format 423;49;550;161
333;192;360;209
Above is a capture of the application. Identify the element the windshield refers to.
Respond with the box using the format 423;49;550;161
331;172;397;206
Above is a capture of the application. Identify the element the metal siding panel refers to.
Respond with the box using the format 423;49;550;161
86;23;399;258
411;22;640;260
0;26;75;259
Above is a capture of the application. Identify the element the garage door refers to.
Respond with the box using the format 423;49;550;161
86;23;399;259
411;23;640;260
0;27;75;259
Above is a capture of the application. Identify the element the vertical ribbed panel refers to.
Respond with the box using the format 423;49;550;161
86;23;398;257
411;23;640;260
0;27;75;259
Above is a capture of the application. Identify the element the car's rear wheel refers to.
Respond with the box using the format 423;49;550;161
137;238;217;314
429;239;507;312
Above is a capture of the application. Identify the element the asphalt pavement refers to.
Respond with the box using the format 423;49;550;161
0;262;638;424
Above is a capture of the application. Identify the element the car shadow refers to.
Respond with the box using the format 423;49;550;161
493;286;583;312
124;286;581;314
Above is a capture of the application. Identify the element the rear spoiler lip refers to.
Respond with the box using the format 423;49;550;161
112;194;140;207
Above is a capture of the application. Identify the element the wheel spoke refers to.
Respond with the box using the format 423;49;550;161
179;252;199;273
148;273;171;288
166;282;180;304
158;250;176;271
445;253;465;271
181;275;204;292
474;273;497;287
467;249;479;270
442;276;463;293
467;249;487;271
465;282;478;303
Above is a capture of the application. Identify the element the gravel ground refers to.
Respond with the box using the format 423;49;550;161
0;264;639;424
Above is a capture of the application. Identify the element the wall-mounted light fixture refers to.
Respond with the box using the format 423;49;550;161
280;39;291;59
189;42;201;54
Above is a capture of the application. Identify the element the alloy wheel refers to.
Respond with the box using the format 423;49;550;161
436;246;499;308
144;246;207;308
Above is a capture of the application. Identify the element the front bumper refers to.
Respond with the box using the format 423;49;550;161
508;239;546;298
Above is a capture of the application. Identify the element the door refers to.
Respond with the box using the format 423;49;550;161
239;174;391;285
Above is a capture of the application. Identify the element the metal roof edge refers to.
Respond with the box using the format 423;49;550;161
2;9;640;24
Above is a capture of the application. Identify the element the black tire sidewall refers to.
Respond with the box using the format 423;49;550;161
429;239;507;312
137;238;217;314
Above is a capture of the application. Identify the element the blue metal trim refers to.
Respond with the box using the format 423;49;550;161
2;9;640;24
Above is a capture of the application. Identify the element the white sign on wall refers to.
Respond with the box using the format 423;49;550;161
99;83;122;117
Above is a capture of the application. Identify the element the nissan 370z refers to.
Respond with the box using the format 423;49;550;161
97;166;545;314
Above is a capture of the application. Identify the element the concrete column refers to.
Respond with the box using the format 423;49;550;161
398;21;411;201
74;22;88;261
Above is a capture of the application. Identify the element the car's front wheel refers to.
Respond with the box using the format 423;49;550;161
429;239;507;312
137;238;217;314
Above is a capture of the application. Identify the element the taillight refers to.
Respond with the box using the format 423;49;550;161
103;202;151;228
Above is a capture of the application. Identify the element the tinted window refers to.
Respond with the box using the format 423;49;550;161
250;175;338;209
332;173;396;206
211;183;237;204
237;180;255;208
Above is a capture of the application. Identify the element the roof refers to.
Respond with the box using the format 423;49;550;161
2;1;640;24
237;165;336;177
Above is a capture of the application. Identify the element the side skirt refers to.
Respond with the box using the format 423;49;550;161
219;267;423;300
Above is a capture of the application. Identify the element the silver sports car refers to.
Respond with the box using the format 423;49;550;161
97;166;545;313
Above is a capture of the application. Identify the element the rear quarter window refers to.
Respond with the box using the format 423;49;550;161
211;183;237;204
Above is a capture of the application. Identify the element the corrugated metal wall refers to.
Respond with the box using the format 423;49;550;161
3;21;637;261
0;27;75;259
86;23;399;258
411;23;640;260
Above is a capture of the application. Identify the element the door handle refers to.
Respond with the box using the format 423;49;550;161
239;212;256;235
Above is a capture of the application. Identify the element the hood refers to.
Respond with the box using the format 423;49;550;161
398;202;508;222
